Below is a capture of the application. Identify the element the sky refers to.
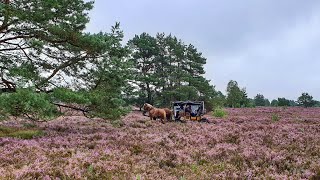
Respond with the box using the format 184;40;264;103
85;0;320;100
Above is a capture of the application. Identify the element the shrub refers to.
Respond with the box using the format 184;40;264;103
0;89;59;120
213;107;227;118
111;119;125;128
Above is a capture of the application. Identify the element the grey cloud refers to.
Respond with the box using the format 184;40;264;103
86;0;320;100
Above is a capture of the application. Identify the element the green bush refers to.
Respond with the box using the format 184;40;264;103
0;89;59;120
111;119;125;128
213;107;227;118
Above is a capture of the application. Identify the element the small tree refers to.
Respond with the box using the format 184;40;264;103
297;93;316;108
254;94;266;106
226;80;242;108
271;99;278;107
240;88;249;107
247;98;256;108
265;99;271;106
314;100;320;107
210;91;226;108
289;100;297;107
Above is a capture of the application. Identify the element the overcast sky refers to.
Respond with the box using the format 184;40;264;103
86;0;320;100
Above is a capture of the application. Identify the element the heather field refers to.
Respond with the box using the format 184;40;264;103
0;107;320;179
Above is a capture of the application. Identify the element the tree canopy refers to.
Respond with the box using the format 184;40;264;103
277;98;290;107
254;93;270;107
1;0;97;90
127;33;216;109
254;94;265;106
226;80;249;108
0;0;132;120
297;92;316;108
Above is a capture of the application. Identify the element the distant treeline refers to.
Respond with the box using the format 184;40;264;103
212;80;320;108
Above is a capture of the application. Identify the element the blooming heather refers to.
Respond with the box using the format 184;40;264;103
0;107;320;179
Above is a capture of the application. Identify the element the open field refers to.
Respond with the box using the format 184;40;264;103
0;107;320;179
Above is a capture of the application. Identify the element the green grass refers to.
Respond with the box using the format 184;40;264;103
136;174;142;180
170;162;226;178
271;113;280;122
0;125;45;139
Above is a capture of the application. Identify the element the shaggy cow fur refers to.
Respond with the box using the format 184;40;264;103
143;103;167;123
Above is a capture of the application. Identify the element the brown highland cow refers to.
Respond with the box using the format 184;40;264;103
143;103;167;123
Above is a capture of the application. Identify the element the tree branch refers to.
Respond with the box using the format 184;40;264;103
0;76;16;90
0;35;31;44
36;54;87;87
52;102;90;117
0;45;31;52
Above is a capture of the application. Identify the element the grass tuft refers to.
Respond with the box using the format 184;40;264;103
0;125;44;139
271;113;280;122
